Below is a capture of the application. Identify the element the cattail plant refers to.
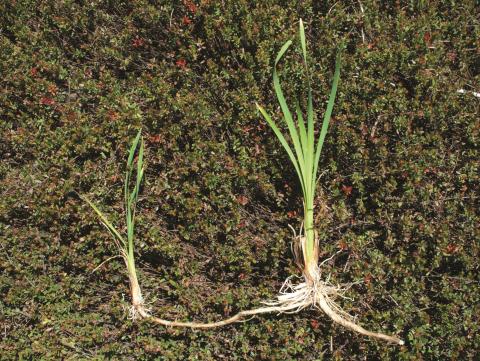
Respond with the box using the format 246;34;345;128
84;20;403;345
82;130;146;317
255;20;403;345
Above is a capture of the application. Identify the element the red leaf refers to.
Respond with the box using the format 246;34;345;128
341;185;353;196
132;37;145;48
236;195;249;206
176;58;187;69
40;97;55;106
183;0;197;13
287;210;297;219
147;134;162;144
107;110;120;121
445;243;458;255
424;32;431;46
182;16;192;25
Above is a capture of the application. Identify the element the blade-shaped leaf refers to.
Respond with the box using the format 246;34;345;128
135;138;145;204
275;40;292;64
127;130;142;170
295;100;308;159
273;41;306;181
305;87;314;197
82;195;126;247
257;103;306;195
299;19;307;66
127;206;134;242
313;47;343;188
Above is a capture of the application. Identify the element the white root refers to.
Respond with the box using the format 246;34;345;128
124;244;404;345
263;265;404;345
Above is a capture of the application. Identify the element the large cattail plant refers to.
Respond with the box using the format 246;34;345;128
255;20;403;345
84;20;403;345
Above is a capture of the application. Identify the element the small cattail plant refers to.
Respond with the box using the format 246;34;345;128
84;20;403;345
82;130;146;317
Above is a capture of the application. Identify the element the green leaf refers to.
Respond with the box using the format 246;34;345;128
296;100;308;159
313;46;343;188
275;40;292;64
135;139;145;204
299;19;307;65
256;103;306;195
273;40;306;185
127;129;142;170
81;195;126;248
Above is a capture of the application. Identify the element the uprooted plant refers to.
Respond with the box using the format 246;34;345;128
84;20;403;345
